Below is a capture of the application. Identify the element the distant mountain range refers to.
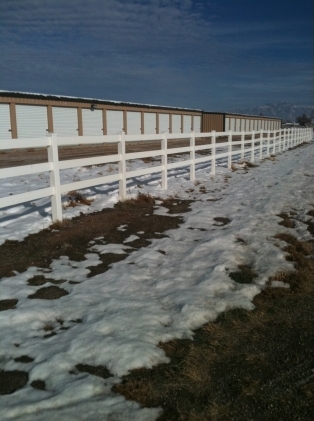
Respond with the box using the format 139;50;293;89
231;102;314;122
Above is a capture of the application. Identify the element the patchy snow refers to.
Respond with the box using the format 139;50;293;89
0;141;314;420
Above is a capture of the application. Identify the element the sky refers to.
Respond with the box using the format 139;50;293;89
0;0;313;111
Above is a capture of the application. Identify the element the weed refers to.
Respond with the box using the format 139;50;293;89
229;265;257;284
66;191;93;207
118;193;155;206
50;219;72;230
277;213;295;228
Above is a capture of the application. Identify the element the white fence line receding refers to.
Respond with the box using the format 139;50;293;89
0;128;312;222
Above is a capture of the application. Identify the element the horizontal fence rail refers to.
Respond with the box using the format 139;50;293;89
0;128;312;221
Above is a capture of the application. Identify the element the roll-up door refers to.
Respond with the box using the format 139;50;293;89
144;112;156;134
235;119;240;132
225;117;230;131
107;110;123;135
159;113;170;133
245;119;250;131
0;104;12;139
127;111;141;135
82;108;103;136
183;115;192;133
52;107;78;136
16;105;48;138
230;118;235;131
172;114;181;133
194;115;201;132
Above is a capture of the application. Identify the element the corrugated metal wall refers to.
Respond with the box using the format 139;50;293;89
202;113;224;132
0;104;12;139
82;108;103;136
106;110;123;135
52;107;78;136
159;113;170;133
0;94;282;138
16;105;48;138
144;112;156;134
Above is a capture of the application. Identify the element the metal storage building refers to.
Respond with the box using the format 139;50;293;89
0;91;281;139
0;91;202;139
202;112;281;132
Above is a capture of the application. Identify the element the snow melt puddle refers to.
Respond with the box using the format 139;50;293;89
0;142;313;420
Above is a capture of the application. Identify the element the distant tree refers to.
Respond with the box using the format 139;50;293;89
296;113;311;126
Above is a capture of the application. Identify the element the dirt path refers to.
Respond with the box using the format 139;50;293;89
0;137;234;169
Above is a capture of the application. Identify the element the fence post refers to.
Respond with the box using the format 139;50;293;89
283;128;286;151
251;130;255;162
118;130;126;199
211;130;216;175
228;130;232;169
161;131;168;189
266;130;270;156
259;129;263;159
47;133;62;222
279;130;283;153
272;130;276;155
241;131;245;160
190;131;195;182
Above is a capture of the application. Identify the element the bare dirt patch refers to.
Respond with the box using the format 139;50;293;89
0;197;191;279
0;370;29;395
0;299;18;311
213;217;231;226
277;212;296;228
28;286;69;300
75;364;112;379
31;380;46;390
229;265;257;284
14;356;34;363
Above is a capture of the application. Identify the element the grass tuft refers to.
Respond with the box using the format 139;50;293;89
119;193;155;206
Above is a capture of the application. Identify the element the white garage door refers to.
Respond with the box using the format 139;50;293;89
16;105;48;138
106;110;123;135
52;107;78;136
127;111;141;135
235;119;240;132
230;118;235;131
245;119;250;131
0;104;12;139
183;115;192;133
225;117;230;131
159;114;169;133
82;108;103;136
194;115;201;133
144;112;156;134
172;114;181;133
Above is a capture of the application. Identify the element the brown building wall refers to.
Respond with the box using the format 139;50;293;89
202;113;224;132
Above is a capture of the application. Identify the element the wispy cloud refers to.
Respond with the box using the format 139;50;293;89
0;0;312;109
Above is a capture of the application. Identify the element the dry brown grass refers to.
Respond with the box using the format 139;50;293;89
277;213;296;228
118;192;155;206
65;190;93;208
49;218;73;230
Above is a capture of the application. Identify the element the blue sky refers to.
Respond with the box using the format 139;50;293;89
0;0;312;111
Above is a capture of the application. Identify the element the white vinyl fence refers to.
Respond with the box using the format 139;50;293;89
0;128;312;222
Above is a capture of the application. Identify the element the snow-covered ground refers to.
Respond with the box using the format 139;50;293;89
0;141;314;420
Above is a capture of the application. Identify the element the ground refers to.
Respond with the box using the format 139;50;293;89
0;141;313;421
